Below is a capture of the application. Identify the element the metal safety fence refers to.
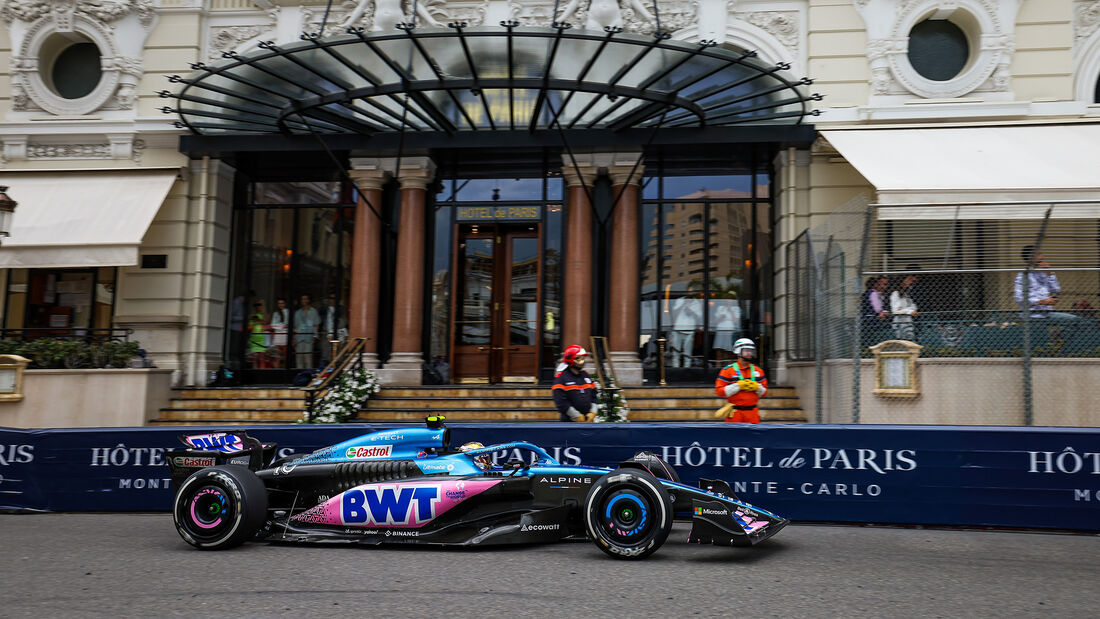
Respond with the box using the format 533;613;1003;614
787;198;1100;427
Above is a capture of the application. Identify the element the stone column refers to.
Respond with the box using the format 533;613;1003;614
380;157;436;385
347;159;390;369
608;161;644;386
561;159;599;351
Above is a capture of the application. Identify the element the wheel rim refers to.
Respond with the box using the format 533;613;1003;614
184;485;233;535
599;490;651;542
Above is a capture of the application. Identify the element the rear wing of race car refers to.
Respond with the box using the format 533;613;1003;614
166;431;277;486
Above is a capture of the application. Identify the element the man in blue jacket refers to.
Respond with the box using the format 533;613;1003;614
551;345;598;422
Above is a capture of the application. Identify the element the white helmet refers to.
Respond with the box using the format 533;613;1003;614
733;338;756;356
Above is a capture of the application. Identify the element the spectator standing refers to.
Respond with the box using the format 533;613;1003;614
1014;245;1077;322
319;292;347;363
714;338;768;423
247;301;268;367
890;270;920;341
551;345;598;422
860;276;890;343
269;298;289;368
293;294;321;368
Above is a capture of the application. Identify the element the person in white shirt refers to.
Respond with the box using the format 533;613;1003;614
1013;245;1078;323
269;298;290;368
890;272;920;341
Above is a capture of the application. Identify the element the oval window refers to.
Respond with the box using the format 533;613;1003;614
51;42;102;99
907;19;969;82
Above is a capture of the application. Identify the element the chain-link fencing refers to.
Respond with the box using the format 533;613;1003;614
787;199;1100;427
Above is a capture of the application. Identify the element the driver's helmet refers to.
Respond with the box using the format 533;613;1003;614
458;441;491;469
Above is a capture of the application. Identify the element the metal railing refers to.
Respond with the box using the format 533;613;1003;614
304;337;367;421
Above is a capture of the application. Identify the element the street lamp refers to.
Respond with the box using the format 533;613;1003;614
0;186;16;243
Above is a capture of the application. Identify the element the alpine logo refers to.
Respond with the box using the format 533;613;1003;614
538;477;592;485
342;484;440;525
520;523;560;532
346;445;393;459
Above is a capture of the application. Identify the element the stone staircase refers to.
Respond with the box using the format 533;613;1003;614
149;384;806;425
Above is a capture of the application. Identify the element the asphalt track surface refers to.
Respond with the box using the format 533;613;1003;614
2;514;1098;618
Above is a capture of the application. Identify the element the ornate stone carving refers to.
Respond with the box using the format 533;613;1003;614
319;0;452;33
1075;0;1100;43
552;0;696;34
508;0;557;25
870;66;892;94
2;0;153;26
209;26;267;60
445;1;488;27
8;1;156;115
27;143;111;159
743;11;798;50
858;0;1018;100
1;0;51;23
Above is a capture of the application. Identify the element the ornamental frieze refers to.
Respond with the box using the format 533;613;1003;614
1076;0;1100;43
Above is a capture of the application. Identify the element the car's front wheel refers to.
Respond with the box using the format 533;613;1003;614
583;469;673;560
173;465;268;550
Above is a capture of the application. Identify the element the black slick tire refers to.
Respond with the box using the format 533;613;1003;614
583;469;673;560
173;465;268;550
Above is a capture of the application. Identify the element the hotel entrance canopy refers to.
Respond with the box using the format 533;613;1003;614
166;25;820;149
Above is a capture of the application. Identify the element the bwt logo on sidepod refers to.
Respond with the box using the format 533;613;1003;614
342;484;441;525
346;445;393;459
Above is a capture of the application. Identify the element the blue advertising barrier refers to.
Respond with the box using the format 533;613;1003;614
1;423;1098;530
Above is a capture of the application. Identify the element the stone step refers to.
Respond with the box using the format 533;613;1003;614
364;396;800;410
174;388;303;399
156;408;305;421
169;398;307;410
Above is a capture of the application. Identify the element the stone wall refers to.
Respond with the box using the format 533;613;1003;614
0;369;173;428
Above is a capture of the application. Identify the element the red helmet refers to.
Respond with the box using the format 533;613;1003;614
561;345;588;365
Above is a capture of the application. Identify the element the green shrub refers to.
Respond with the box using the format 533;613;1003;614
0;339;142;369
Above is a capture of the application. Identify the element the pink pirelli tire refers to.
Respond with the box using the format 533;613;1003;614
173;465;268;550
583;469;673;560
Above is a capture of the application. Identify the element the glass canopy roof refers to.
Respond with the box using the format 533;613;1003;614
164;25;821;136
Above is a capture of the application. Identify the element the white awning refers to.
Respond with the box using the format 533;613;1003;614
0;170;178;268
821;124;1100;213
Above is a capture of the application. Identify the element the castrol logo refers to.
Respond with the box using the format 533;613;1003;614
346;445;393;459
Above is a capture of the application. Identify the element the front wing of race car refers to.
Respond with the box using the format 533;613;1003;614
674;478;789;547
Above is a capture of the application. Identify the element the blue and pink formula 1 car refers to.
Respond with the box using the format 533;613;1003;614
167;417;787;559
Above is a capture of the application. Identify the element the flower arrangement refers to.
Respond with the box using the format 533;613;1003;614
595;387;630;423
302;368;381;423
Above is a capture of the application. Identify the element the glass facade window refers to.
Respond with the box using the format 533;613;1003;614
640;172;772;380
3;267;117;337
227;181;354;376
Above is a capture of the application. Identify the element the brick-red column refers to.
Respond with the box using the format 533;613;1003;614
562;169;597;349
347;175;384;354
609;180;640;353
391;181;427;353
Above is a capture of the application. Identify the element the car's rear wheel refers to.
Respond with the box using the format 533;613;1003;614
173;465;268;550
583;469;673;560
